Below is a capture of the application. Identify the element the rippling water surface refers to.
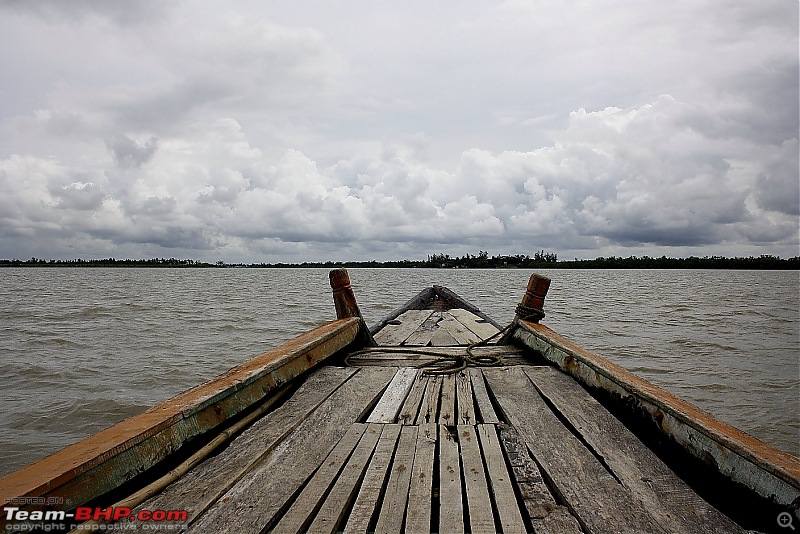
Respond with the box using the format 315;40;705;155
0;267;797;476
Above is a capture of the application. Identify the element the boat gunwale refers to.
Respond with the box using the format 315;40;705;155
0;317;362;513
511;319;800;507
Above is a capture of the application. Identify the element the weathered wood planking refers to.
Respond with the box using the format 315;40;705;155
430;327;460;346
184;366;396;534
374;309;434;345
345;355;533;367
455;371;474;425
497;424;582;533
415;376;442;425
367;367;418;423
131;366;358;530
439;311;481;344
458;425;496;534
438;374;457;425
468;369;500;424
0;318;361;515
524;366;745;533
477;425;527;534
373;426;418;533
343;425;402;534
512;321;800;511
398;373;428;425
345;345;530;368
406;423;437;534
350;346;526;358
404;311;442;346
438;426;465;534
300;424;383;534
448;308;500;340
270;424;368;534
484;366;668;533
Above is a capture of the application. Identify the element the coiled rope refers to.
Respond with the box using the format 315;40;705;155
346;306;545;375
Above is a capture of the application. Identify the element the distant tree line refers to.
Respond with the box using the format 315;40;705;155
554;254;799;270
424;250;558;268
1;253;797;269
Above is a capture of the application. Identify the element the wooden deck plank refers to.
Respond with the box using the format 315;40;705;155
184;367;397;534
483;366;668;534
458;425;496;534
373;426;418;533
344;346;527;368
304;424;383;534
132;366;358;528
477;425;527;534
415;376;442;425
373;309;434;345
404;312;442;346
343;425;402;534
398;373;428;425
438;426;464;534
438;374;456;425
348;346;525;358
430;327;460;347
497;424;582;533
468;368;500;424
367;368;418;423
0;318;362;514
271;424;368;534
523;366;745;533
406;423;437;534
440;311;481;344
448;308;500;340
456;371;474;425
512;321;800;514
346;355;533;368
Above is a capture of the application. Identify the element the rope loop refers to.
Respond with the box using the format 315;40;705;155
515;303;545;322
345;306;544;376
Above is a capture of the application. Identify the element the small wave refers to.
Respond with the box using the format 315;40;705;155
73;303;121;320
668;338;739;352
628;366;674;375
691;382;735;392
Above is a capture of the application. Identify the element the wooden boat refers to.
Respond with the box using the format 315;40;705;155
1;269;798;533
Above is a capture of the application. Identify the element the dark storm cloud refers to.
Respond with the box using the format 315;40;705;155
0;0;176;26
0;1;796;262
755;144;800;216
48;181;106;211
106;134;159;169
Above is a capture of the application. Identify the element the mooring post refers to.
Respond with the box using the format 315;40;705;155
329;268;377;346
515;273;551;323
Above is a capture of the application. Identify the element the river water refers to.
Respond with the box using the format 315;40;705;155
0;267;797;477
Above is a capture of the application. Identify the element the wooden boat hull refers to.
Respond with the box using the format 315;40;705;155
511;320;800;521
0;317;362;519
0;269;797;533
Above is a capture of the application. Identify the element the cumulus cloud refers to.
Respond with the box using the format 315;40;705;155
0;1;796;262
106;134;159;168
49;181;106;211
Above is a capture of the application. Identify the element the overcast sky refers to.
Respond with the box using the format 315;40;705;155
0;1;797;263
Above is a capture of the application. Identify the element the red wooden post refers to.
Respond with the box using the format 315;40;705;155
330;268;361;319
329;268;376;345
515;273;551;323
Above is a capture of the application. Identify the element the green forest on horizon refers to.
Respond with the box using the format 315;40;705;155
1;251;798;269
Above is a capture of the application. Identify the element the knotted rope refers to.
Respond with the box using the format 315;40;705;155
345;307;544;375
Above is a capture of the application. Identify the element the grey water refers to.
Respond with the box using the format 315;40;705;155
0;267;798;477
